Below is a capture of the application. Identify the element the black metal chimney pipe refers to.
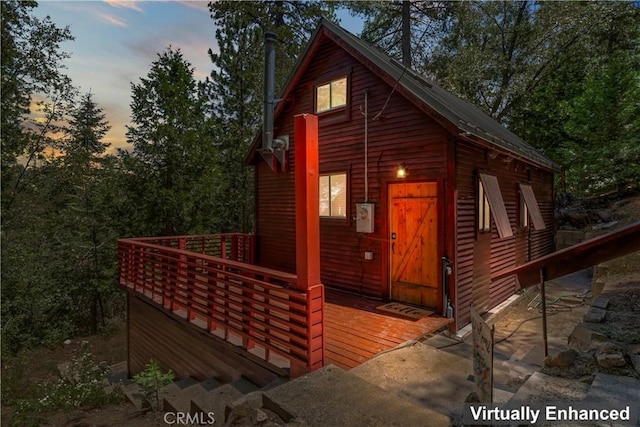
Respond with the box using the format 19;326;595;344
263;31;277;151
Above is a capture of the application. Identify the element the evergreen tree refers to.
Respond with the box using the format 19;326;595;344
60;93;121;333
1;0;80;353
120;47;218;236
1;0;75;219
207;1;335;232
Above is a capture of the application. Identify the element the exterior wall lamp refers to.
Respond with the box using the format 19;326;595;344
396;163;408;179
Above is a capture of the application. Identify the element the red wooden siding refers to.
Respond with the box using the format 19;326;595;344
455;140;555;329
254;34;554;331
128;295;280;386
256;37;449;299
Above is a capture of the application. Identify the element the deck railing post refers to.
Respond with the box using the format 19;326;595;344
231;234;239;262
175;238;186;312
221;235;227;259
291;114;325;378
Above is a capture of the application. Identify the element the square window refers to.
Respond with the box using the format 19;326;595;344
319;173;347;218
315;77;347;113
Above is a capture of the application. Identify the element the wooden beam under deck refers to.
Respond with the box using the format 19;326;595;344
324;289;453;370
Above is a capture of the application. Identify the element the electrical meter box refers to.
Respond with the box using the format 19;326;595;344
356;203;375;233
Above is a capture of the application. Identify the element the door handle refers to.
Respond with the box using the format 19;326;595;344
392;242;395;254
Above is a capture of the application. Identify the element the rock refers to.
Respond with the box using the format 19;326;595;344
630;355;640;374
64;339;72;345
594;211;612;223
579;375;595;384
465;392;480;403
598;341;623;354
253;408;269;424
544;349;579;368
592;220;618;230
583;307;606;323
596;352;626;368
591;296;609;310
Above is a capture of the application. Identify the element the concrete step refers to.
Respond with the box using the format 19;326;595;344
190;383;245;422
105;361;129;385
120;382;149;411
229;377;261;394
223;377;289;422
160;377;206;413
584;372;640;408
506;371;589;405
352;342;474;419
263;364;451;427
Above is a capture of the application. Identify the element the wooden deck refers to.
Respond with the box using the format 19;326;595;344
324;289;453;370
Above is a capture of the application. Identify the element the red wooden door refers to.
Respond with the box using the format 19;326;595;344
389;182;439;308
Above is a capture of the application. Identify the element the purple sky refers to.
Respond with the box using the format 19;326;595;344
34;1;363;152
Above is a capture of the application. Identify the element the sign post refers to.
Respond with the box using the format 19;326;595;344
471;304;494;403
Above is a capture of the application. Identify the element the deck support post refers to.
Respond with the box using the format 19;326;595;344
292;114;325;378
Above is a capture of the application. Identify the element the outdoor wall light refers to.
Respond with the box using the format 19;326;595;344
396;163;408;179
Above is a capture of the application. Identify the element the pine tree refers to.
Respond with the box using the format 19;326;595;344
60;93;120;333
121;47;217;236
1;0;75;219
207;1;335;232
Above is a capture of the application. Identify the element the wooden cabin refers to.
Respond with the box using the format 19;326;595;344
117;19;560;382
247;18;560;332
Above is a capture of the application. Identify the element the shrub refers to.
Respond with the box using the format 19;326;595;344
132;359;175;410
8;342;123;426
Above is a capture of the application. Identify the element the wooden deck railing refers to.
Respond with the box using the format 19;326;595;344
117;234;324;377
129;233;255;264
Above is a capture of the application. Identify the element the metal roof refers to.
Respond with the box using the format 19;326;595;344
317;19;560;171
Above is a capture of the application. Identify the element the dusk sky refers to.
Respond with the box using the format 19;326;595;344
33;1;364;153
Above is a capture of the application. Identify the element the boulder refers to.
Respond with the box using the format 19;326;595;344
544;349;579;368
596;352;626;368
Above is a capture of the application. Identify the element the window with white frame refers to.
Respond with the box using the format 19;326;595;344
319;173;347;218
315;77;347;113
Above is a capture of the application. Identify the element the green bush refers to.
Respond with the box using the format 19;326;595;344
132;359;175;410
8;342;123;426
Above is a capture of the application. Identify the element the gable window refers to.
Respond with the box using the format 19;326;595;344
319;173;347;218
315;77;347;113
518;183;546;230
478;173;513;238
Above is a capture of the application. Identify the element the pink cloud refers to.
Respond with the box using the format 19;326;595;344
97;12;128;27
103;0;143;12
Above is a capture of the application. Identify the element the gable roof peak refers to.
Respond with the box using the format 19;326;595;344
248;18;560;172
